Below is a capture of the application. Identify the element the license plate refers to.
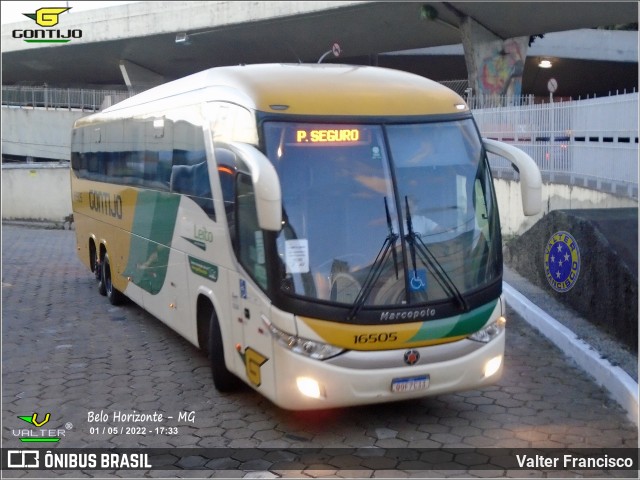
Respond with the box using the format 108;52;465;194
391;374;430;393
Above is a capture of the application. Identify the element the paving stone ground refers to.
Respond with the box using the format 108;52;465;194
1;225;637;478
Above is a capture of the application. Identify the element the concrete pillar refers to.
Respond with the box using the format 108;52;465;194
460;16;529;104
119;59;164;92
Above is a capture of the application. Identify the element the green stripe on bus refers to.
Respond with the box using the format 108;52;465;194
123;191;181;295
408;300;498;342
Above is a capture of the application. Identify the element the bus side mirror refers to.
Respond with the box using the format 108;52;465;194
482;138;542;216
229;142;282;231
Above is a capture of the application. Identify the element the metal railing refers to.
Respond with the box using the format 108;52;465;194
473;92;639;198
2;85;638;198
1;86;140;112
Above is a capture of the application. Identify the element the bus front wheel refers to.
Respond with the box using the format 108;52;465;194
102;252;125;306
208;312;240;392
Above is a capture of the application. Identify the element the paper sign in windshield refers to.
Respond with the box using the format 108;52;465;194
285;239;309;274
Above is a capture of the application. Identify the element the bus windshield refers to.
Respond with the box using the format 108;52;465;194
263;119;501;310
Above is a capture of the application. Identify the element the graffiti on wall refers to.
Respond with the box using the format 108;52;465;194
479;38;527;96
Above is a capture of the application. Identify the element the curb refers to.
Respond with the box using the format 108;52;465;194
503;281;639;426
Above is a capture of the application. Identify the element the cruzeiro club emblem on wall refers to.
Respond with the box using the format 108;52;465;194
544;231;580;293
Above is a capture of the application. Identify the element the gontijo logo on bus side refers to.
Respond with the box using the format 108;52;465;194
13;7;82;43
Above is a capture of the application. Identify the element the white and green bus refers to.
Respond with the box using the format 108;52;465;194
71;63;541;410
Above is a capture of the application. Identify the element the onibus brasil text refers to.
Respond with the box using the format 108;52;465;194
39;451;151;469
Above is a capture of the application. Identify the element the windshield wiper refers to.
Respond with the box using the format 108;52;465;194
404;196;469;312
347;197;399;321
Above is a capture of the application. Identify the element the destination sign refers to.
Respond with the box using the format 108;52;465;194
296;128;361;144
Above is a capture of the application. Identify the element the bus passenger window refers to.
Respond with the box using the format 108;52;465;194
156;151;173;189
171;121;215;219
214;147;239;218
169;161;216;219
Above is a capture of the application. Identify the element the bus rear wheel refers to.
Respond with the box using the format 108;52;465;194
96;250;107;296
102;251;125;305
208;311;240;392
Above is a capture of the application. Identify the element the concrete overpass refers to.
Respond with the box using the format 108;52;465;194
2;1;638;97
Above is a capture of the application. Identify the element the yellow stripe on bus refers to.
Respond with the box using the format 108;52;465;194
300;301;498;351
299;316;465;351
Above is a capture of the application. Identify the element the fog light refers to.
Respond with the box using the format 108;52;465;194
296;377;323;399
484;355;502;378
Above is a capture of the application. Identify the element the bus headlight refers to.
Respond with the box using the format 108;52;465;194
262;317;344;360
468;316;506;343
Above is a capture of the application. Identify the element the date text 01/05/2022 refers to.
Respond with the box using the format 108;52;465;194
88;426;179;435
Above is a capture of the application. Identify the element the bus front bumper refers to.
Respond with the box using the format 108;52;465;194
269;331;505;410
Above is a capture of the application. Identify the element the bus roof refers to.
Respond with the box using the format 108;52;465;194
101;63;468;117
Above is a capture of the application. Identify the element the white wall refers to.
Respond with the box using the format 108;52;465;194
2;107;87;160
1;164;72;222
495;178;638;237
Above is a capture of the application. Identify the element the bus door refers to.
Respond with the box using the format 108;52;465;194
228;272;274;391
228;173;275;391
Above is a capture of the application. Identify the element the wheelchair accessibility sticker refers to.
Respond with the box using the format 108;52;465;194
409;269;427;292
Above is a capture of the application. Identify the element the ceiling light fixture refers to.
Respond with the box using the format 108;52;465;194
420;4;459;31
175;32;191;45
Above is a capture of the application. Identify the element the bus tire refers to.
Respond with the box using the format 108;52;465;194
102;251;125;306
208;311;240;392
96;251;107;296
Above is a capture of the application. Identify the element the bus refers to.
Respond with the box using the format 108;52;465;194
70;63;541;410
